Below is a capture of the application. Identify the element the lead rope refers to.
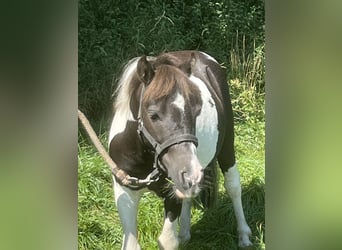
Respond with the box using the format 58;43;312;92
78;109;160;188
78;109;133;186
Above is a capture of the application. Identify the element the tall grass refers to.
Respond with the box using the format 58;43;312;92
229;34;265;125
78;41;265;249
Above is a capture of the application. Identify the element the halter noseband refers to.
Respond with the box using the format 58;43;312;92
136;84;198;186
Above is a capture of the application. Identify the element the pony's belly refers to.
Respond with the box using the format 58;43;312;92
190;75;219;168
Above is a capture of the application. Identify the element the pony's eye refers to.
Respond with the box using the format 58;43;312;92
150;113;160;121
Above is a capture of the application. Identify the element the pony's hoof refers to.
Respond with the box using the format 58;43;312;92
238;238;253;249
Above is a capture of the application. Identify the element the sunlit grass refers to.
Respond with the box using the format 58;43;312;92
78;117;264;249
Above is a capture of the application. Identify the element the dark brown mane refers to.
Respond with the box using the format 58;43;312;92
154;54;192;75
143;64;194;103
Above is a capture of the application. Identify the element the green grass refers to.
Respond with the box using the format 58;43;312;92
78;118;264;250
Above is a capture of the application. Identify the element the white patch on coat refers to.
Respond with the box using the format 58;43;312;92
189;75;219;168
171;92;185;112
113;178;146;250
109;57;140;144
200;51;218;63
158;217;179;250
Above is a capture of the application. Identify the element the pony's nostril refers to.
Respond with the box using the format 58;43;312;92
181;171;192;190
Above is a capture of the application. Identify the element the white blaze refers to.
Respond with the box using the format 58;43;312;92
172;92;185;112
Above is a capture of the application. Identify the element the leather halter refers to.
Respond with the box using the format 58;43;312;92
136;84;198;185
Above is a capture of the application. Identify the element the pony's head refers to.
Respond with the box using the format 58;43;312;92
137;54;204;198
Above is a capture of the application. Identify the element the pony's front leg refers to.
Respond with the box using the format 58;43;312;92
179;198;192;244
224;164;252;248
158;196;182;250
113;178;144;250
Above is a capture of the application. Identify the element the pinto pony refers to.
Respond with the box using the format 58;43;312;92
108;51;252;249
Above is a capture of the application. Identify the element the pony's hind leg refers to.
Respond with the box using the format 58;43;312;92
224;164;252;248
113;178;144;250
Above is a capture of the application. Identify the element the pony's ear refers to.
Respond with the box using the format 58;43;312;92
179;52;196;76
190;52;196;69
137;56;155;85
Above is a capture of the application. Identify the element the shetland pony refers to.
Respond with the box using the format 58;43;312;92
109;51;252;249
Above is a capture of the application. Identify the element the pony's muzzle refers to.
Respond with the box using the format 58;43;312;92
177;165;204;199
180;169;203;191
161;142;204;198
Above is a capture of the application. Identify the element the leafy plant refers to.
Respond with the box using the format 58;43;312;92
78;0;265;124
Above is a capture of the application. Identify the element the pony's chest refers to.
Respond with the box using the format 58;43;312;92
190;75;219;168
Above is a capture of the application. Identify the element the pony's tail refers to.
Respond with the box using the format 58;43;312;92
199;163;219;209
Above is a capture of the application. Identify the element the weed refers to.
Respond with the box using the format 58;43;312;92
229;34;265;124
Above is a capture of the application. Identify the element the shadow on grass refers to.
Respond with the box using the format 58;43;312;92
181;177;265;250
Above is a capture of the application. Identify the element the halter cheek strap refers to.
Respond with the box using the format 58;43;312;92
138;120;198;155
